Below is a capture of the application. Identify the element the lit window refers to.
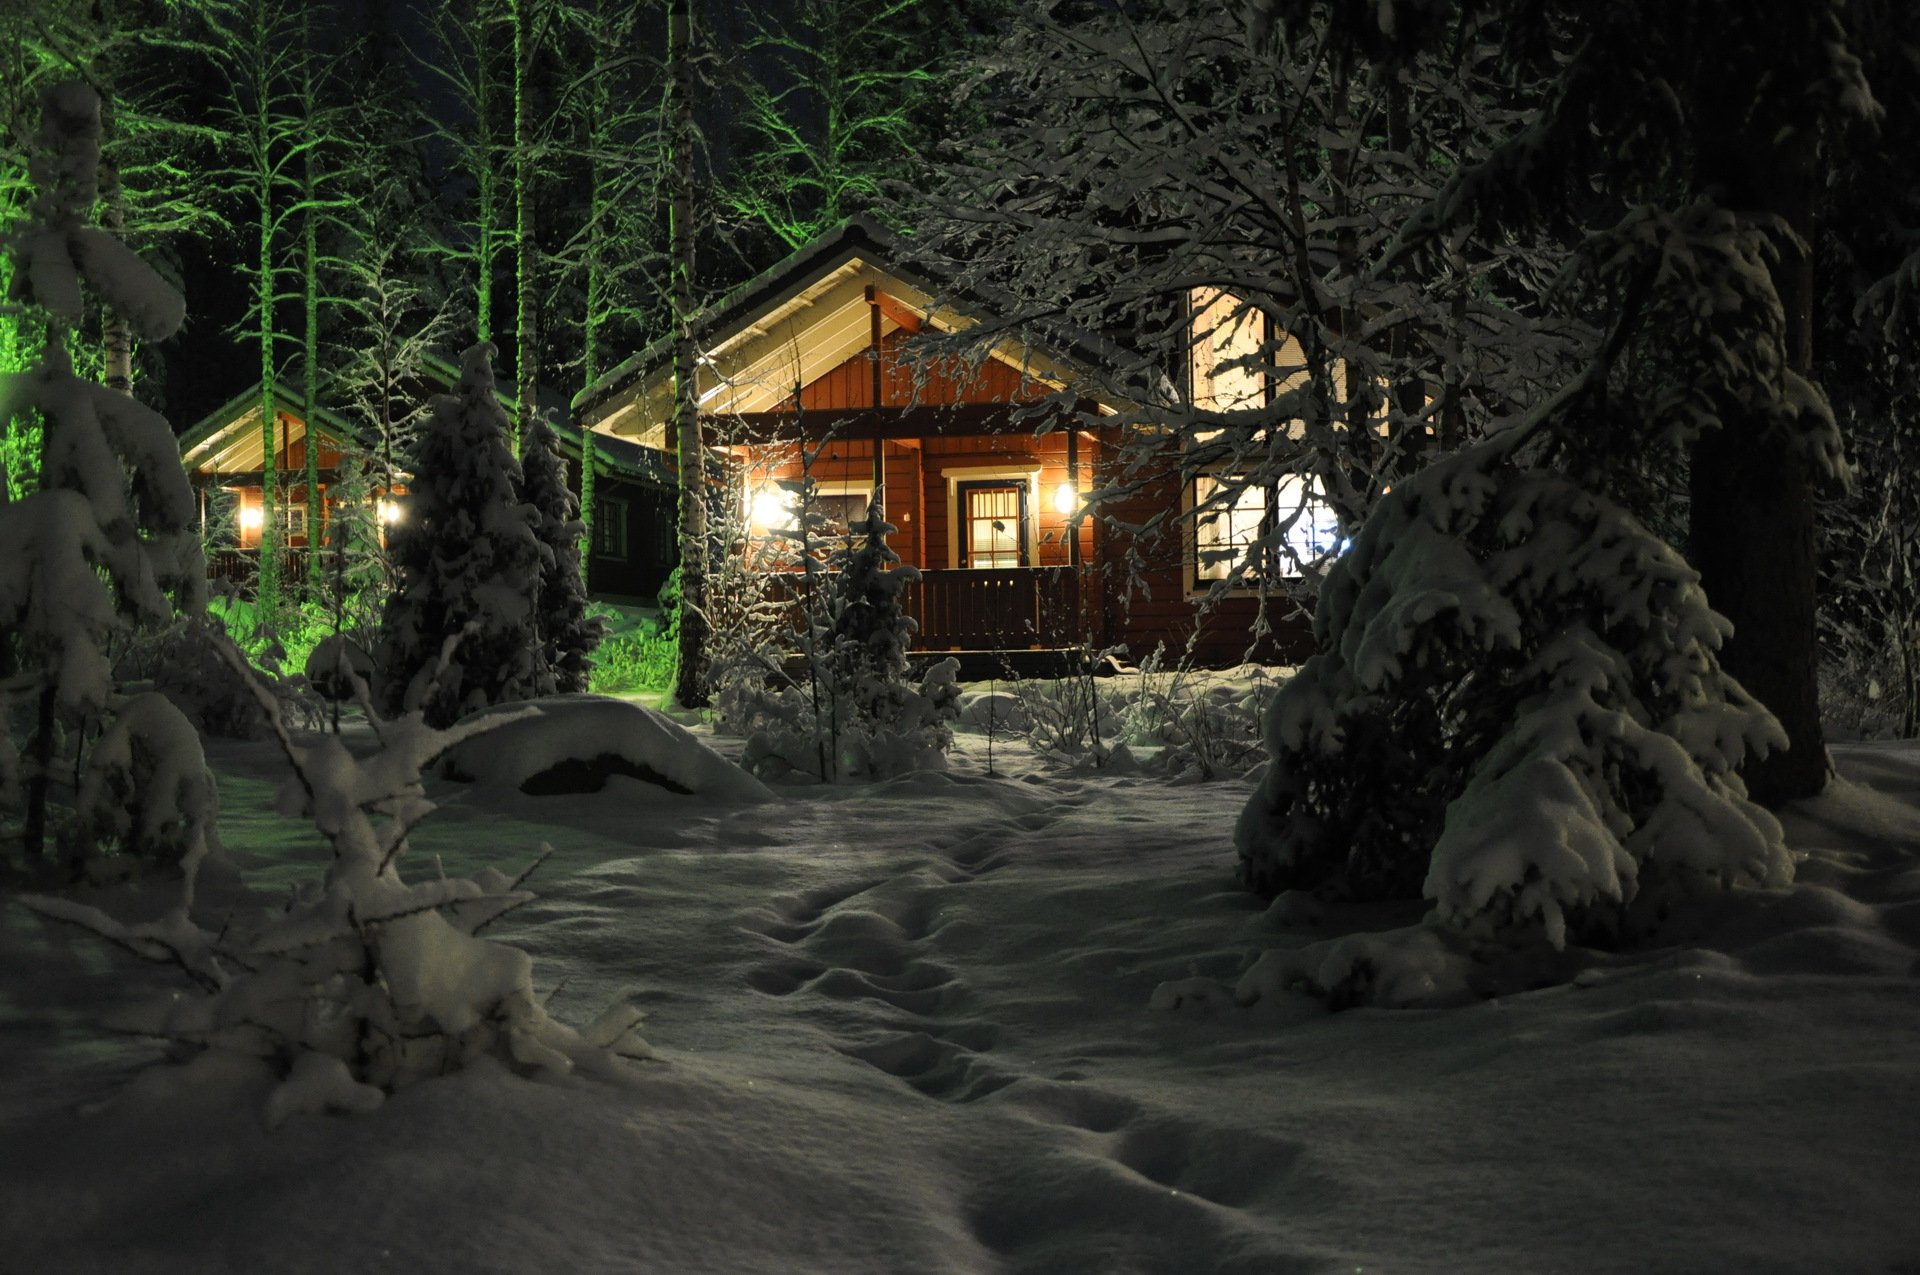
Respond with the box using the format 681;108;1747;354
1189;287;1267;413
1192;474;1342;584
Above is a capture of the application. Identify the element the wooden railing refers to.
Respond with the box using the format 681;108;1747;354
760;566;1090;650
205;547;311;592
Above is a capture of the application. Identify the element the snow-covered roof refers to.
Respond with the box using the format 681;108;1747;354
180;370;674;491
178;380;364;477
572;215;1140;448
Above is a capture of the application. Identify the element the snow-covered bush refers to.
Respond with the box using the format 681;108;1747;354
1119;648;1273;780
522;411;605;693
22;641;649;1127
1007;646;1124;767
0;81;203;875
377;342;552;727
722;497;959;782
1234;445;1794;948
73;692;222;871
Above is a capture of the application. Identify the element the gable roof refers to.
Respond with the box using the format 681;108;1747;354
572;215;1142;446
181;368;674;491
178;379;365;477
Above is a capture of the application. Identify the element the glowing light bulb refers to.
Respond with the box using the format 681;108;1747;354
750;485;794;528
238;505;264;531
378;499;403;524
1052;482;1078;515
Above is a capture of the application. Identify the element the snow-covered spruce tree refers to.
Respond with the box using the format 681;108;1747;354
0;80;205;875
22;642;649;1128
734;493;958;782
1234;435;1793;949
823;498;959;771
377;341;552;728
521;410;605;693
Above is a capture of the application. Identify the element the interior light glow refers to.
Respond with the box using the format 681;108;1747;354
238;505;264;531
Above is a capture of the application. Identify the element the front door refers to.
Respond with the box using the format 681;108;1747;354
957;481;1028;568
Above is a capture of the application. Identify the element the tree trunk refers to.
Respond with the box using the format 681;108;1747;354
669;0;708;708
1688;133;1829;805
302;4;322;581
512;0;536;451
99;156;134;395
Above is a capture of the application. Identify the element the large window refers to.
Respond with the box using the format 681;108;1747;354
1192;474;1342;585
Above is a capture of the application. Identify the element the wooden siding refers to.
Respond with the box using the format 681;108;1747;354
798;329;1056;413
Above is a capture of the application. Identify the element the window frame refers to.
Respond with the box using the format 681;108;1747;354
1188;471;1343;592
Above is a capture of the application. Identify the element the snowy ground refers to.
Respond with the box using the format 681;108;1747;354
4;691;1919;1274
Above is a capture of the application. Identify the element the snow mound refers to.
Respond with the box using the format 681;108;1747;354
440;695;775;802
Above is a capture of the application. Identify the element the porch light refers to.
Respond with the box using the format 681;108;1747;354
749;484;794;529
238;505;264;531
1052;482;1078;516
378;499;403;525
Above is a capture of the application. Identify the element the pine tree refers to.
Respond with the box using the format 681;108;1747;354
0;80;203;873
520;410;603;692
377;341;551;728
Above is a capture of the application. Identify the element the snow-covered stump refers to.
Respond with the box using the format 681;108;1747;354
1234;446;1794;955
20;642;649;1127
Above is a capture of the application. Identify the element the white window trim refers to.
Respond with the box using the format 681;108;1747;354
943;464;1041;570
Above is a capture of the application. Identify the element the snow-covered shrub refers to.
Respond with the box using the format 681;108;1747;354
0;81;203;875
22;642;649;1127
73;691;222;871
1008;646;1124;766
377;342;552;727
522;411;605;693
114;612;272;739
723;497;959;782
1234;445;1793;948
1119;648;1274;780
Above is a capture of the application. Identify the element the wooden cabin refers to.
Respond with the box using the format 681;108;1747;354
178;369;678;602
573;217;1320;666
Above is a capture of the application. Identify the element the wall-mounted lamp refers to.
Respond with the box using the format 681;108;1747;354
238;505;264;531
1052;482;1078;516
749;484;795;529
378;499;403;525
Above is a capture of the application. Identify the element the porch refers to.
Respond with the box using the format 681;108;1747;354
763;564;1107;656
205;547;312;594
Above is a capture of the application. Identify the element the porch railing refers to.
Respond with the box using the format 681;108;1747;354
760;566;1090;650
205;547;311;593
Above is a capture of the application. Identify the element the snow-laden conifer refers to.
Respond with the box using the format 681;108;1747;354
0;81;205;874
21;642;649;1127
730;494;959;782
1235;441;1794;949
521;411;605;693
376;341;551;727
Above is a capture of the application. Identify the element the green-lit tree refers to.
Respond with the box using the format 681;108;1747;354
546;1;672;580
722;0;943;249
521;410;603;691
418;0;510;348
